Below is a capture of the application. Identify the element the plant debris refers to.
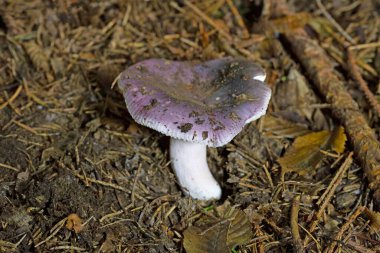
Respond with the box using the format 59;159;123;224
65;213;84;234
0;0;379;252
278;126;347;177
183;203;252;253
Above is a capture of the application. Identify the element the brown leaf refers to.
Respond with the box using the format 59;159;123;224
262;115;311;138
278;126;346;176
126;122;143;135
330;127;346;153
99;232;117;252
226;209;252;248
65;213;83;233
183;203;252;253
183;221;229;253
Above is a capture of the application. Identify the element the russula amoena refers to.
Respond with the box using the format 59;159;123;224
118;58;271;200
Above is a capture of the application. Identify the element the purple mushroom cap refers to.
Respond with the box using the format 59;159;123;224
118;57;271;147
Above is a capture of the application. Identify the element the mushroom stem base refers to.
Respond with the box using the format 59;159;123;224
170;138;221;200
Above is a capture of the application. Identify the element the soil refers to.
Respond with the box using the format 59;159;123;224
0;0;379;252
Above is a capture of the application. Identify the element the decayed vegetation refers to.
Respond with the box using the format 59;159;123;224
1;0;380;252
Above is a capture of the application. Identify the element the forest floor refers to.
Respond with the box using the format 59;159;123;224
0;0;380;252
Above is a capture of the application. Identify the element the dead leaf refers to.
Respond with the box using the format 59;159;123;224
183;221;229;253
126;122;143;135
96;64;121;91
274;68;328;129
183;203;252;253
278;126;346;176
66;213;84;233
330;127;346;153
262;115;311;138
99;232;117;252
225;209;252;248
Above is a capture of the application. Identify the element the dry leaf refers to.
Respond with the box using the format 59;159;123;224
183;221;229;253
99;232;117;252
66;213;84;233
278;126;346;176
330;127;346;153
225;209;252;248
262;115;311;138
126;122;143;135
183;203;252;253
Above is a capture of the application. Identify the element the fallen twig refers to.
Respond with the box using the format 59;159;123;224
226;0;249;39
305;152;353;246
316;0;355;44
347;49;380;117
325;206;366;253
0;85;23;110
316;152;353;206
35;217;67;247
58;161;132;194
290;195;304;253
181;0;232;42
0;162;20;172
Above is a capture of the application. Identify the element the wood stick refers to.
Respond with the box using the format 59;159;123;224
325;206;366;253
347;49;380;117
290;195;304;253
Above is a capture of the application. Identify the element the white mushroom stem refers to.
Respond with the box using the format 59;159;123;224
170;138;222;200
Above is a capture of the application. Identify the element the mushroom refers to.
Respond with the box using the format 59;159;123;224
118;58;271;200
